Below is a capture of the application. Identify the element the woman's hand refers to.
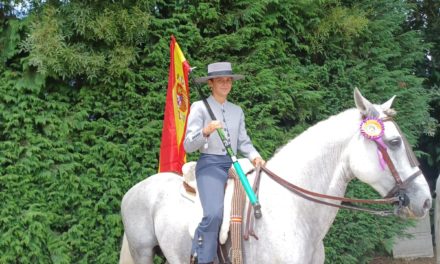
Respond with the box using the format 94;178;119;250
202;121;222;137
252;157;265;167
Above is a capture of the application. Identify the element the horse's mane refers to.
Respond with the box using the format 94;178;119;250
272;108;361;159
267;108;363;190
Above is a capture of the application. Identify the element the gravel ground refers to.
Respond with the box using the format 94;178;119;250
369;256;436;264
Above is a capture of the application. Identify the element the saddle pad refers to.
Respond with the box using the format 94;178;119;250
182;158;254;244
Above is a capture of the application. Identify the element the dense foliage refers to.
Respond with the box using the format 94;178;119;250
407;0;440;184
1;0;437;263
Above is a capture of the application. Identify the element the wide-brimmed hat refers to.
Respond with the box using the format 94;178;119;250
195;62;245;83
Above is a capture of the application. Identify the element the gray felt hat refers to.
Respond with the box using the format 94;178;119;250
195;62;245;83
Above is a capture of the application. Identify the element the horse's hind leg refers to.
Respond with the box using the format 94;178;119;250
119;233;160;264
123;226;157;264
119;233;135;264
311;241;325;264
121;194;157;264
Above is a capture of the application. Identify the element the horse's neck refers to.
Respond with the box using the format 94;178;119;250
260;109;360;238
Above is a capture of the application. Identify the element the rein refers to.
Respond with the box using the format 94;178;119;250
244;115;422;240
247;167;399;218
258;166;422;215
244;165;422;240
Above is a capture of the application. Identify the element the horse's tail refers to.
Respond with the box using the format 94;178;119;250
119;233;135;264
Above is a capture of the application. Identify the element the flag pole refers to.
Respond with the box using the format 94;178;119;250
190;68;262;219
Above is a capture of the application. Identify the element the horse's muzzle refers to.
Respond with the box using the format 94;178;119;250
394;195;432;219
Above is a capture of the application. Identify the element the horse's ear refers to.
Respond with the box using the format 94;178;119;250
354;87;373;115
381;95;396;111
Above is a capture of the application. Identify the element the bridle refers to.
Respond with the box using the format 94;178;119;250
244;115;423;240
374;116;421;199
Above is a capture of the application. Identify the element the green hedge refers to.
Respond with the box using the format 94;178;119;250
0;0;434;263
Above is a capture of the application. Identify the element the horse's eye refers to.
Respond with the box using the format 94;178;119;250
388;137;402;148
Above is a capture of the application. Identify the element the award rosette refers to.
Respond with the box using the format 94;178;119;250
360;117;387;170
360;118;384;140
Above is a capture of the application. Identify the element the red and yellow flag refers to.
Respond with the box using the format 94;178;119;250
158;36;191;174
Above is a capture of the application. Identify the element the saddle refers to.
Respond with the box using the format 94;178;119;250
181;159;254;263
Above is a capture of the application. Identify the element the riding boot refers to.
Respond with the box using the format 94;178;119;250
190;254;214;264
190;254;198;264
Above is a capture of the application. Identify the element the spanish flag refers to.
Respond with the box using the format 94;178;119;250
159;36;191;174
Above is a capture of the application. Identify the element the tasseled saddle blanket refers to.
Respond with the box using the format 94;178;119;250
180;158;254;245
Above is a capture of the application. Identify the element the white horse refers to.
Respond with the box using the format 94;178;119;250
119;89;432;264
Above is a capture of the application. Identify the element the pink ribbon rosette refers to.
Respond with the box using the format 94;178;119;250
360;117;387;170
